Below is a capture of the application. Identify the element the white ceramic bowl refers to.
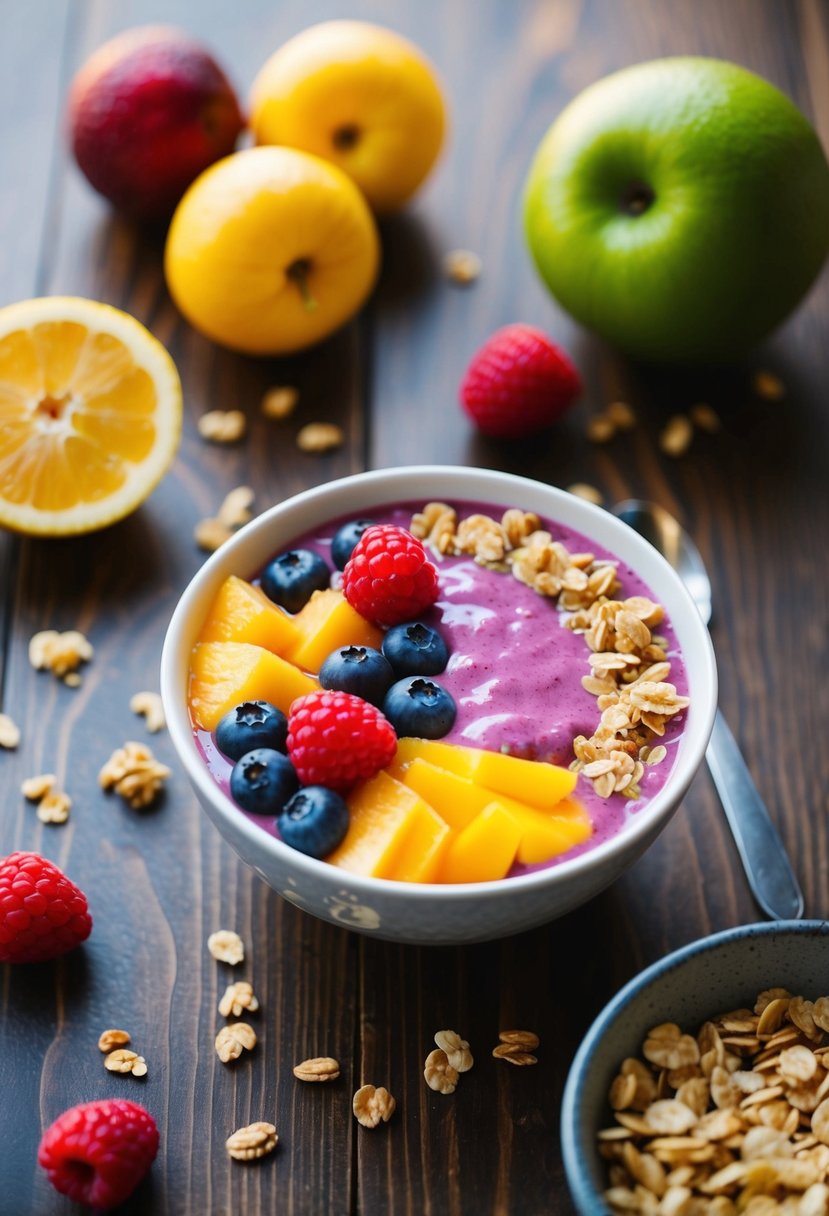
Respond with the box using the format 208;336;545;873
161;466;717;945
561;921;829;1213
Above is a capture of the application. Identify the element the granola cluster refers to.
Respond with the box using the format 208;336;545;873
600;989;829;1214
411;502;689;800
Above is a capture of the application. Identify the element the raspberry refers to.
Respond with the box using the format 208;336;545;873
38;1098;159;1209
341;524;439;627
287;690;397;792
460;322;581;438
0;851;92;963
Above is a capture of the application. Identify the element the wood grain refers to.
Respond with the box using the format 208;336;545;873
1;1;828;1213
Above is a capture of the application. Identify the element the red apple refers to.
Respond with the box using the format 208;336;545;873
68;25;245;220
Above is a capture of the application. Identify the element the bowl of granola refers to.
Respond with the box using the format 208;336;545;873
561;920;829;1214
161;465;716;944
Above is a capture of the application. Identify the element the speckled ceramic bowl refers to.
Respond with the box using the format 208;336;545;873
562;920;829;1213
161;466;716;945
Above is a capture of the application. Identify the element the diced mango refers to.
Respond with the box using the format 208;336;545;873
328;771;449;881
198;575;302;654
438;803;522;884
392;738;576;809
286;588;383;673
506;799;592;864
392;737;476;778
189;641;318;731
399;758;494;830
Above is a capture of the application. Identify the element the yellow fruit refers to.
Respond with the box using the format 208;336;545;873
287;588;383;673
392;737;577;809
438;804;522;884
199;575;303;653
328;771;449;881
189;641;318;730
164;146;380;355
249;20;446;214
0;296;181;536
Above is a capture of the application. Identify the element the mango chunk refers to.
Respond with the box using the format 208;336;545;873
328;771;449;881
392;737;476;778
507;798;592;864
189;641;318;731
399;758;495;830
392;738;576;809
286;588;383;673
199;575;302;654
438;802;522;884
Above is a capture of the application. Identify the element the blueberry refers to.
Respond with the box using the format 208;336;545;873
382;621;449;677
319;645;395;706
383;677;457;739
216;700;288;761
331;518;375;570
230;748;299;816
277;786;350;858
260;549;330;613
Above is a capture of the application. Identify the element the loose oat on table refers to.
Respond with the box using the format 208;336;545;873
207;930;245;966
498;1030;540;1050
98;741;171;809
567;482;604;506
225;1121;278;1161
104;1048;147;1077
493;1030;539;1066
435;1029;473;1073
21;773;56;800
261;385;299;420
293;1056;340;1082
607;400;637;431
690;402;722;433
753;369;786;401
130;691;166;734
197;408;247;443
217;485;255;530
29;629;93;681
658;414;694;458
424;1048;459;1094
36;790;71;825
98;1029;131;1053
296;422;345;453
218;980;259;1018
586;414;617;443
194;516;233;552
0;713;21;749
215;1022;257;1063
444;248;482;284
353;1084;396;1128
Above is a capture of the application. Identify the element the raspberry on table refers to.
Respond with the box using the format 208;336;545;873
460;322;582;438
38;1098;159;1209
286;689;397;792
0;851;92;963
341;524;439;627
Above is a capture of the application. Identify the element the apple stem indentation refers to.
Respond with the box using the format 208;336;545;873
286;258;318;312
332;124;360;151
620;182;655;216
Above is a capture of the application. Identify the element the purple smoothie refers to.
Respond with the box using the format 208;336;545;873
194;498;688;878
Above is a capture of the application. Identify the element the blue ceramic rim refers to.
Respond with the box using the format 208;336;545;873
560;918;829;1214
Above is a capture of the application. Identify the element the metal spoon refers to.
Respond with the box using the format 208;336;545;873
613;499;804;921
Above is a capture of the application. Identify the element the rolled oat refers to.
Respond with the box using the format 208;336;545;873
293;1057;340;1082
207;930;245;966
0;713;21;749
226;1121;278;1161
353;1084;396;1128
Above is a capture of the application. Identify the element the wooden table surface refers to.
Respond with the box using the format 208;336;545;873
2;1;828;1213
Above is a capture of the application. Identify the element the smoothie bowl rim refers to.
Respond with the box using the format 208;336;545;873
161;464;717;901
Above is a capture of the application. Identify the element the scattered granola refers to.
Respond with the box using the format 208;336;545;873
225;1121;278;1161
104;1048;147;1077
98;742;171;809
753;370;786;401
690;402;722;433
218;981;259;1018
293;1057;341;1082
587;414;617;443
21;773;56;801
444;249;482;285
659;414;694;458
29;629;93;682
261;386;299;420
567;483;604;506
424;1048;459;1094
207;930;245;965
435;1030;474;1073
217;486;255;530
607;401;637;431
215;1022;257;1063
194;517;233;552
0;713;21;749
599;988;829;1213
492;1029;540;1066
353;1084;396;1128
98;1029;131;1053
130;691;166;734
296;422;345;453
36;791;71;825
197;408;247;443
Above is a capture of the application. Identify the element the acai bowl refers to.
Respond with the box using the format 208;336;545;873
161;466;717;944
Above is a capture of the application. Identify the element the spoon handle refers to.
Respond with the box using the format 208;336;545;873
705;708;804;921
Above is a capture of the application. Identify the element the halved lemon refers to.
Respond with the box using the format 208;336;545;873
0;296;182;536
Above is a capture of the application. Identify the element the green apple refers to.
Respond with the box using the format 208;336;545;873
523;58;829;362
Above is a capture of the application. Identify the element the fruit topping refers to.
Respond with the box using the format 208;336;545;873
199;575;302;652
189;641;318;730
341;524;439;626
38;1098;159;1209
0;851;92;964
286;689;397;792
216;700;288;761
331;518;375;569
277;786;350;858
382;621;448;676
383;676;456;739
286;588;383;672
261;549;331;613
229;748;299;816
319;645;395;707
